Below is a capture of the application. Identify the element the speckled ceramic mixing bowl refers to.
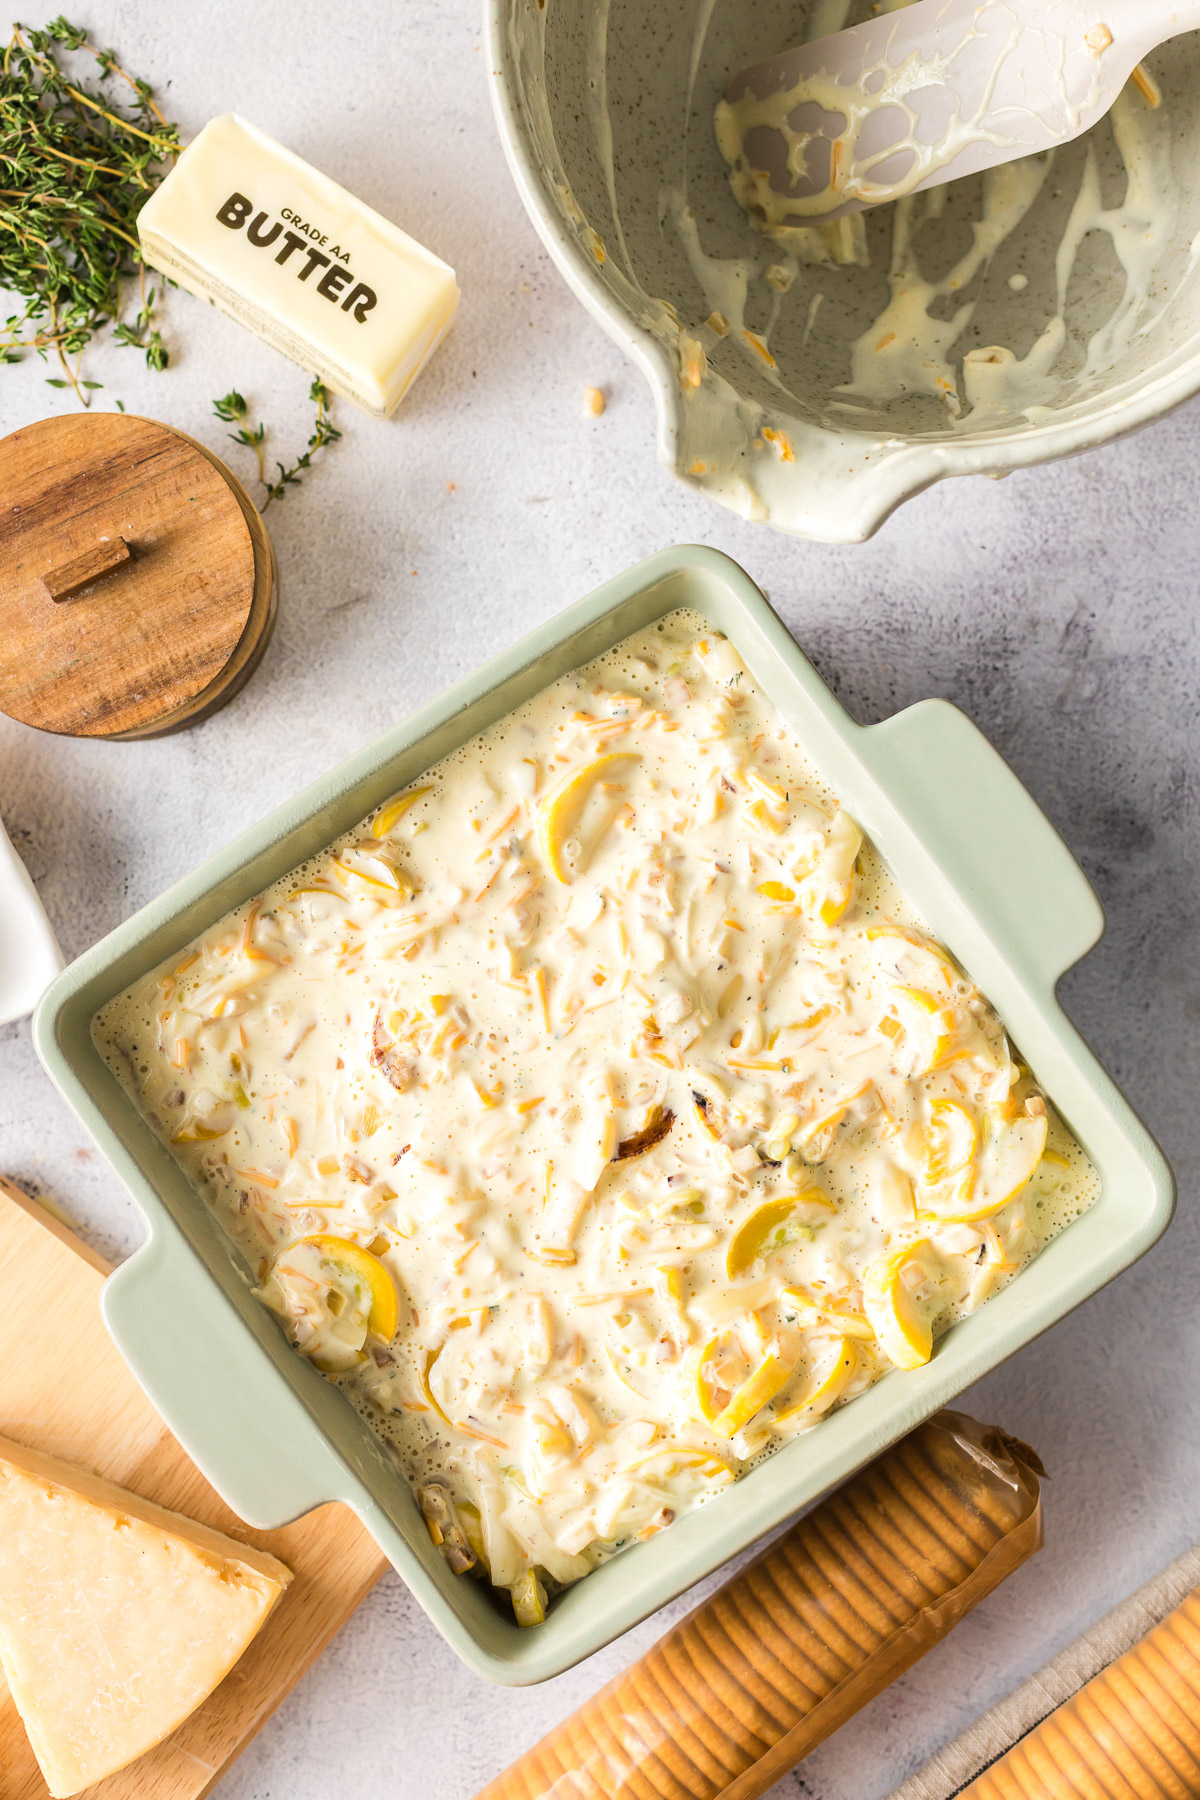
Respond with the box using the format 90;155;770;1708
488;0;1200;541
35;547;1173;1682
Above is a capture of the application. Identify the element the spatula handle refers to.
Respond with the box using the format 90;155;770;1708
1106;0;1200;48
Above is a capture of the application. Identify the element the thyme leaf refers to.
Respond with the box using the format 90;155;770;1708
0;17;180;402
212;380;341;512
262;379;342;508
213;388;267;486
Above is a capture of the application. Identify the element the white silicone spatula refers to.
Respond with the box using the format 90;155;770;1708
720;0;1200;224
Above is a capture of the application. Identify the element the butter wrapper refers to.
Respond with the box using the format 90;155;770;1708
138;113;459;418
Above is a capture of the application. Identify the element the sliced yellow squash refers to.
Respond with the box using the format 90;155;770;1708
862;1240;938;1371
457;1501;487;1568
866;923;960;988
771;1336;856;1429
777;1287;822;1329
890;986;954;1074
921;1099;978;1185
654;1265;685;1307
791;1084;869;1162
822;1300;875;1340
605;1344;650;1399
917;1109;1048;1223
298;1235;399;1342
725;1195;821;1278
510;1567;548;1627
333;850;412;894
371;785;432;838
799;810;861;926
624;1446;732;1483
711;1351;794;1438
419;1347;454;1426
780;1286;875;1340
537;753;640;882
693;1334;731;1424
170;1120;228;1143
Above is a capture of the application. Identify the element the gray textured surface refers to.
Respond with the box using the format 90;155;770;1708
0;5;1197;1798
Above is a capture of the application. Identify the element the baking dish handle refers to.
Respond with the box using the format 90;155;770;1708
102;1219;349;1531
864;699;1104;992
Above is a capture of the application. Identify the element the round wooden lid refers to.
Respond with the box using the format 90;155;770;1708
0;413;260;739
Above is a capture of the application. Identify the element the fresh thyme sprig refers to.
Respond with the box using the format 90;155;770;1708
213;380;341;511
264;379;342;506
213;389;267;485
0;16;179;402
5;20;346;498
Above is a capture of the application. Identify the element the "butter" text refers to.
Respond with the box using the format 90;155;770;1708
216;193;378;321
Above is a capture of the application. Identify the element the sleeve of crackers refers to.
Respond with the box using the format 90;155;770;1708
959;1585;1200;1799
473;1410;1044;1800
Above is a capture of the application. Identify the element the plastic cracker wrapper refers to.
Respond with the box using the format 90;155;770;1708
893;1540;1200;1800
474;1410;1044;1800
961;1598;1200;1799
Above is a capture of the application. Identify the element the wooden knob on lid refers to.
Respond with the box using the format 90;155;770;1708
0;412;277;739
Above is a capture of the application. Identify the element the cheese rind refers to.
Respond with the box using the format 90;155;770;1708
0;1434;291;1798
138;113;459;418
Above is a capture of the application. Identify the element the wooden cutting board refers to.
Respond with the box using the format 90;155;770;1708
0;1177;389;1799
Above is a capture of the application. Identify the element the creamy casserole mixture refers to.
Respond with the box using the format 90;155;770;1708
97;613;1095;1624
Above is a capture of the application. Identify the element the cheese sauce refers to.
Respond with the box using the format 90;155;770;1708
97;612;1095;1621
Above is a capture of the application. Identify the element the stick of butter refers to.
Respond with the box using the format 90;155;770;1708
138;113;459;418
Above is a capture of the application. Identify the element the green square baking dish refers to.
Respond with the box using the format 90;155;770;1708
33;546;1174;1685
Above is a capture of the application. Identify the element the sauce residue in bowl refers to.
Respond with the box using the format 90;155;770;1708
513;0;1193;532
712;2;1181;433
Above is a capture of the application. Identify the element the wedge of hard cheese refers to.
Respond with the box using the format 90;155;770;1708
0;1434;292;1798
